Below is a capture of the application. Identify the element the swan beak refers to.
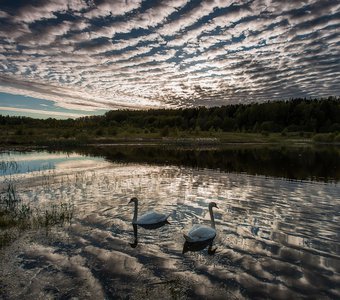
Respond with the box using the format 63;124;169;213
216;205;219;209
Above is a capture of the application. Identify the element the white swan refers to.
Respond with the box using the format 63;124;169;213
129;197;170;226
183;202;218;243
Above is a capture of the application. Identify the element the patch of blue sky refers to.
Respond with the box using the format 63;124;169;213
0;92;107;119
114;27;154;42
75;36;110;51
177;6;234;35
295;11;340;29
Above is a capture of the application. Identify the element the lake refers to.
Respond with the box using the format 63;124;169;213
0;145;340;299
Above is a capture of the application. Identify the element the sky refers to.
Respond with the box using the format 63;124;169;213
0;0;339;119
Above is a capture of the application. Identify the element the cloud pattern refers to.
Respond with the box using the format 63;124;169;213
0;0;339;111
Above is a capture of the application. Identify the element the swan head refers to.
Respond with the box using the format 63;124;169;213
209;202;218;209
129;197;138;204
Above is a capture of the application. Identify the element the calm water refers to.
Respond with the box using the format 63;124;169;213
0;146;340;299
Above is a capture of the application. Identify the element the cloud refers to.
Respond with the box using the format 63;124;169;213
0;0;339;112
83;0;142;19
12;0;88;23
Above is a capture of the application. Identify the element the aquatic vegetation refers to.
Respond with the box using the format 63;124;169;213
0;180;74;248
0;148;339;299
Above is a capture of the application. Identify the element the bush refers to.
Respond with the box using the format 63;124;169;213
76;133;90;143
330;123;340;132
161;126;170;137
95;128;104;136
286;124;300;132
15;128;24;135
334;134;340;143
109;128;118;136
313;133;335;143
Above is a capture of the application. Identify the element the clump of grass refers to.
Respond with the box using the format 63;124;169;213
32;202;74;228
0;182;74;247
1;182;21;212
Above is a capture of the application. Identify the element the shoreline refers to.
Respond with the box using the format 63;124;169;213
1;136;340;153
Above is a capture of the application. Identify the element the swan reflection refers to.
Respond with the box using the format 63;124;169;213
182;239;217;255
129;221;170;248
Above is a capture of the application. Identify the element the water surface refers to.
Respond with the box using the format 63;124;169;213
0;146;339;299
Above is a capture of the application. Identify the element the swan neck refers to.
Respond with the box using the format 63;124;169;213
130;224;138;248
133;201;138;222
133;224;138;240
209;206;215;229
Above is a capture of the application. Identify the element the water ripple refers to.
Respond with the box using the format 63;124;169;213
0;150;339;299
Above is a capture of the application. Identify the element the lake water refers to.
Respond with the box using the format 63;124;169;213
0;145;340;299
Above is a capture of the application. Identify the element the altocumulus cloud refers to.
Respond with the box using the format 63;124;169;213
0;0;339;111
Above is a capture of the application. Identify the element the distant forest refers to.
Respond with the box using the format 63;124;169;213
1;97;340;145
2;97;340;132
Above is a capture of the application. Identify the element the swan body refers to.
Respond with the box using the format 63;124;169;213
184;202;218;243
129;197;170;226
135;211;170;225
184;224;216;242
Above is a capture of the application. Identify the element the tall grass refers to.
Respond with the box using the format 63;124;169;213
0;181;74;247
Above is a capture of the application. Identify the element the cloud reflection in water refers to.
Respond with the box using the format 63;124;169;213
0;151;339;299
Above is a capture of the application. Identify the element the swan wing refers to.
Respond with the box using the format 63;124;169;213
136;211;169;225
184;225;216;242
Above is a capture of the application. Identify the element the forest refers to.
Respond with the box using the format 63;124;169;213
1;97;340;145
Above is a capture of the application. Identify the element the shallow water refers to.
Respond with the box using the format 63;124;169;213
0;147;340;299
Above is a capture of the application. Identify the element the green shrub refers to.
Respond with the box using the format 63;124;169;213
334;134;340;143
161;126;170;137
15;128;24;135
109;128;118;136
313;133;335;143
95;128;104;136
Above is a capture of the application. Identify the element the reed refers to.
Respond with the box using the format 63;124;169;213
0;180;74;247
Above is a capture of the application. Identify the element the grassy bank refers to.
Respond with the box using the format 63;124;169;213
1;126;331;147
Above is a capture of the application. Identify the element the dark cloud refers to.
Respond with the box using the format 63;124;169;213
0;0;339;111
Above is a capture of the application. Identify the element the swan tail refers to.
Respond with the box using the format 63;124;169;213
163;211;172;222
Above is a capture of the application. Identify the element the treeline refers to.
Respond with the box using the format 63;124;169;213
1;97;340;134
101;97;340;133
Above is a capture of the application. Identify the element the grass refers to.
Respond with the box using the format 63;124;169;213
0;125;325;147
0;181;74;248
2;123;340;147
